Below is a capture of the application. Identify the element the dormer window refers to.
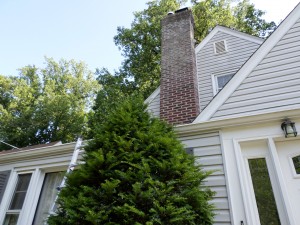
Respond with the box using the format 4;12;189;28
214;40;227;54
212;72;234;95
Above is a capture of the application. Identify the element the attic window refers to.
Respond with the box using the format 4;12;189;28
214;40;227;54
212;72;234;95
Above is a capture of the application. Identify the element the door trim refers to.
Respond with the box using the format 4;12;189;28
233;137;294;225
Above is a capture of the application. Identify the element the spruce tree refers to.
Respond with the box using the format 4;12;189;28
48;96;214;225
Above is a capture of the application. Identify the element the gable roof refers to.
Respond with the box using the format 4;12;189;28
195;25;263;54
194;2;300;123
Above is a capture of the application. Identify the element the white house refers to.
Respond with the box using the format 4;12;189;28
1;2;300;225
146;2;300;225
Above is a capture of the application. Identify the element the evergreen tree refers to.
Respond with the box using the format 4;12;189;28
48;95;214;225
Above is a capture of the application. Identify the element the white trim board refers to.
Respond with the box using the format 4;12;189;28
194;2;300;123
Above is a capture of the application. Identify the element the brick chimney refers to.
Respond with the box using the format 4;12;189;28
160;8;199;125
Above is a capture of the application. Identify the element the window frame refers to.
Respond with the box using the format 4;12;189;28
288;152;300;179
0;165;67;225
4;172;33;224
211;70;236;95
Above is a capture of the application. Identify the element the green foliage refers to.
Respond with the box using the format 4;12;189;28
113;0;185;98
96;0;276;101
48;96;214;225
232;0;276;38
0;57;99;150
192;0;277;42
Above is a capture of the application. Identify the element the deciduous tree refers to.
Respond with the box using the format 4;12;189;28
0;57;99;150
97;0;276;100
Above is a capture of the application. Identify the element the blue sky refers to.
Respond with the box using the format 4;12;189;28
0;0;147;76
0;0;299;76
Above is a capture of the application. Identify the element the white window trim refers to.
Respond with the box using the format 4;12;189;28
288;152;300;179
233;137;293;225
211;69;236;95
0;164;68;225
0;170;36;225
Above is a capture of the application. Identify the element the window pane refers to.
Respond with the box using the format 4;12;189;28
16;174;31;192
9;174;32;210
3;214;19;225
248;158;281;225
9;192;27;210
292;155;300;174
32;172;64;225
217;74;233;91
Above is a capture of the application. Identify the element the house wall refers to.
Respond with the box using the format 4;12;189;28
220;117;300;225
212;18;300;120
179;132;231;225
196;31;261;111
147;92;160;117
0;143;76;225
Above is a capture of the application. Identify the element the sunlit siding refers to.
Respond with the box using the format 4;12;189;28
179;132;231;225
147;92;160;117
212;19;300;119
196;31;261;111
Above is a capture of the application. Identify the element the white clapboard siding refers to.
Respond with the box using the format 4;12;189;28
147;92;160;117
179;132;231;225
212;18;300;119
197;31;261;111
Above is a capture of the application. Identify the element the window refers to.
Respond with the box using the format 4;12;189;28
292;155;300;175
213;40;227;54
32;172;64;225
248;158;281;225
0;171;11;205
212;73;234;95
4;173;32;225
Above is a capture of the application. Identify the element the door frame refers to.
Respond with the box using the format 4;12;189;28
233;136;296;225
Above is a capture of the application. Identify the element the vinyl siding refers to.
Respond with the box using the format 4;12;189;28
197;31;261;111
147;92;160;117
212;18;300;119
179;132;231;225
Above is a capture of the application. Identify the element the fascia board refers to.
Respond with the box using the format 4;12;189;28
195;25;263;54
0;142;77;164
194;2;300;123
176;108;300;137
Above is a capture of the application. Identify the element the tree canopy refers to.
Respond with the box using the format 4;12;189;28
95;0;276;102
0;57;99;150
48;95;214;225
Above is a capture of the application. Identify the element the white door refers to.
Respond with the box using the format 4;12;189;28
276;139;300;223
